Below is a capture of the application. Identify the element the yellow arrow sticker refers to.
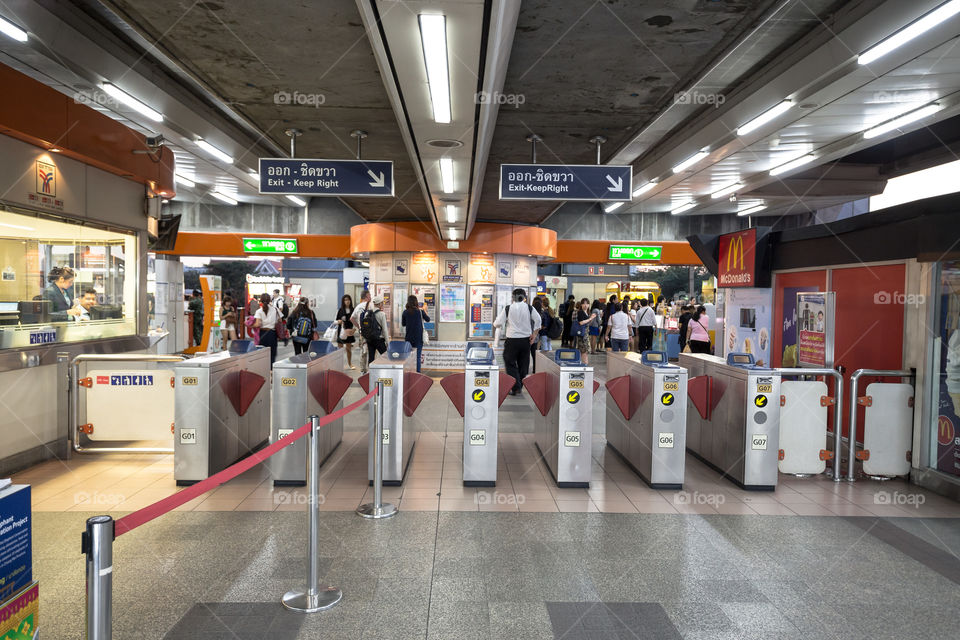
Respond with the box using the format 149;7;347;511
472;389;486;403
754;394;768;408
661;392;674;406
567;391;580;404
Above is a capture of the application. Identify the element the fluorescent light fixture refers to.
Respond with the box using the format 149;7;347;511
0;16;28;42
711;181;743;199
175;174;196;188
445;205;457;223
736;100;792;136
447;228;457;240
737;203;767;216
859;0;960;65
0;221;34;231
672;150;709;174
285;195;307;207
769;153;816;176
196;139;234;164
439;157;454;193
863;103;943;139
671;201;697;215
419;14;451;124
101;82;163;122
210;190;238;205
603;202;625;213
632;180;658;197
248;171;261;182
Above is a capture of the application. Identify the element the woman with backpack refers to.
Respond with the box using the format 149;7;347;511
360;295;389;364
287;298;318;356
401;294;430;373
686;305;712;354
335;294;356;369
253;292;280;365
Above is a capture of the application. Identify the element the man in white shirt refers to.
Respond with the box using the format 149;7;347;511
493;288;542;395
351;290;373;373
634;298;656;353
604;303;631;352
74;289;98;321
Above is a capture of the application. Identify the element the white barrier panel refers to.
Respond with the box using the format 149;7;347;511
779;380;828;475
85;369;176;441
862;382;913;477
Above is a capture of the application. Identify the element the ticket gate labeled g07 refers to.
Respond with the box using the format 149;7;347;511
525;349;598;488
270;342;352;485
174;340;271;485
606;351;688;489
680;352;781;490
358;342;433;485
440;345;515;486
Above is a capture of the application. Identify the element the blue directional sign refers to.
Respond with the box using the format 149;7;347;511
500;164;633;202
259;158;394;197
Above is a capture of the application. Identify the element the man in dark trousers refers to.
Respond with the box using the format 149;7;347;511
635;298;656;353
494;288;542;396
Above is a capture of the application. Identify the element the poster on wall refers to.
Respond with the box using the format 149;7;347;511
443;259;463;282
722;288;773;367
469;285;495;338
513;256;535;286
936;262;960;477
393;255;409;282
797;291;835;368
411;252;439;284
411;284;438;337
779;286;813;367
496;285;513;321
468;254;496;284
496;256;513;283
392;285;408;338
439;284;465;322
374;284;392;331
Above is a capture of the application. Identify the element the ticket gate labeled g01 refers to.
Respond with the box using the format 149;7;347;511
270;342;353;485
680;352;781;490
173;340;271;485
440;345;515;486
358;342;433;485
525;349;598;488
606;351;688;489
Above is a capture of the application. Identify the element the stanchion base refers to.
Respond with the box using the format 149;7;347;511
356;502;398;519
281;587;343;613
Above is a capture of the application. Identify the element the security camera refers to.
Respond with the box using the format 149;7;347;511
728;194;737;203
145;134;165;149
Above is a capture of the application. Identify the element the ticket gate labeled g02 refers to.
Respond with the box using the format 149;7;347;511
525;349;598;488
440;345;515;486
606;351;688;489
680;352;781;490
270;342;352;485
358;342;433;485
174;340;271;485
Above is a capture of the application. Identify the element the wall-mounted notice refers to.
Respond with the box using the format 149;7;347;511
443;259;463;283
439;284;466;322
374;284;392;331
372;254;392;283
513;256;536;286
411;252;439;284
393;255;409;282
469;285;495;338
422;341;505;370
796;291;835;368
411;284;437;337
468;254;496;284
392;285;407;338
496;256;513;283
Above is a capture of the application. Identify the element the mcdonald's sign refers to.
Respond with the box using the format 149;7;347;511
718;228;757;287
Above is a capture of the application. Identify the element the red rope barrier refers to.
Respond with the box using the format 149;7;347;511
114;388;376;536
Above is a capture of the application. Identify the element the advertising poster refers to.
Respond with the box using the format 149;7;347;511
411;284;437;337
439;284;465;322
0;485;31;605
469;285;495;338
468;254;496;284
443;259;463;283
797;292;828;367
374;284;392;331
393;255;409;282
392;285;407;338
722;288;772;367
496;256;513;283
411;252;439;284
0;582;38;640
935;262;960;477
780;286;812;367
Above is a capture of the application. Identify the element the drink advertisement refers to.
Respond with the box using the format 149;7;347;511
722;288;772;367
797;292;832;367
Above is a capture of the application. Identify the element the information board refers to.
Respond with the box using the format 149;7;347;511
439;284;466;322
411;284;437;338
469;285;495;338
0;485;31;604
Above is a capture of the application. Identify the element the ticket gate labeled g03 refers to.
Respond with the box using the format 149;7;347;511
606;351;688;489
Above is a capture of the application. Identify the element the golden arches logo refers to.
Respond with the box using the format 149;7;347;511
726;234;745;271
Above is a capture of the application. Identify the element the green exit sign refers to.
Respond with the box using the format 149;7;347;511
242;238;298;254
608;245;661;261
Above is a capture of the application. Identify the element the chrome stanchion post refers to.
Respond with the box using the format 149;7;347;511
846;370;863;482
83;515;114;640
357;381;398;519
282;415;342;613
832;372;844;482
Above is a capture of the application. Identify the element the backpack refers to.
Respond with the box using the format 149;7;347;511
293;314;313;340
360;309;381;341
546;313;562;339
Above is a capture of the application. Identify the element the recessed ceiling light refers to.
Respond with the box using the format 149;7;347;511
863;103;943;139
210;190;238;205
769;154;816;176
439;157;454;193
426;139;463;148
447;228;457;240
175;174;196;188
101;82;164;122
672;150;709;174
737;203;767;216
632;180;658;197
711;182;743;199
285;195;307;207
603;202;625;213
196;139;233;164
736;100;792;137
0;16;28;42
419;14;451;124
671;201;697;215
858;0;960;65
445;205;457;223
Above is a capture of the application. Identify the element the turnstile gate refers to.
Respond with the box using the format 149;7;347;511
606;351;688;489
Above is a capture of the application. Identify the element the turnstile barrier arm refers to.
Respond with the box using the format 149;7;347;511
776;368;844;481
845;368;913;482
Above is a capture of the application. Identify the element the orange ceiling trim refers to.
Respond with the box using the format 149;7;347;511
0;62;175;198
157;232;352;258
351;222;557;258
556;240;702;265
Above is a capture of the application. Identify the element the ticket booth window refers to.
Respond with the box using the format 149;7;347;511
0;207;137;348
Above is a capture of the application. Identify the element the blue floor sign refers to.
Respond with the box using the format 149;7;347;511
500;164;633;201
259;158;394;197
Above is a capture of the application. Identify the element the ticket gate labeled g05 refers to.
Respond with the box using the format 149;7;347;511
525;349;598;488
440;345;515;486
358;342;432;485
270;342;352;485
174;340;271;485
606;351;688;489
680;352;781;490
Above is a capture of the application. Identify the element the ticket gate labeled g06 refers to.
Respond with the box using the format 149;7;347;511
606;351;688;489
680;352;781;490
173;340;271;485
525;349;598;488
270;342;352;485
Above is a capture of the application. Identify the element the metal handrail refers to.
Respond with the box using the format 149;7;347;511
72;353;186;454
846;368;914;482
776;368;845;481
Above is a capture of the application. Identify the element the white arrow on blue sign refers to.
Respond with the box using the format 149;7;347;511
499;164;633;202
259;158;394;197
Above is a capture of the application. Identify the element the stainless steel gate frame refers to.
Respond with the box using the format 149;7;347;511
846;368;914;482
776;368;844;481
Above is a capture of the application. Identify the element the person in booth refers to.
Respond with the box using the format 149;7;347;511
494;288;542;396
74;289;98;321
43;266;81;321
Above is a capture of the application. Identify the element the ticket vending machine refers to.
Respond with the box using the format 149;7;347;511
680;351;782;490
524;349;598;488
605;351;688;489
440;346;515;486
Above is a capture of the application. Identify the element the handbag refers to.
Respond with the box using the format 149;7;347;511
322;325;338;341
422;328;430;344
682;344;692;353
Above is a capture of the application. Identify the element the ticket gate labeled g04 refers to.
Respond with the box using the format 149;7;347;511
680;352;781;490
173;340;271;485
525;349;598;488
440;346;515;486
270;342;352;485
606;351;688;489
